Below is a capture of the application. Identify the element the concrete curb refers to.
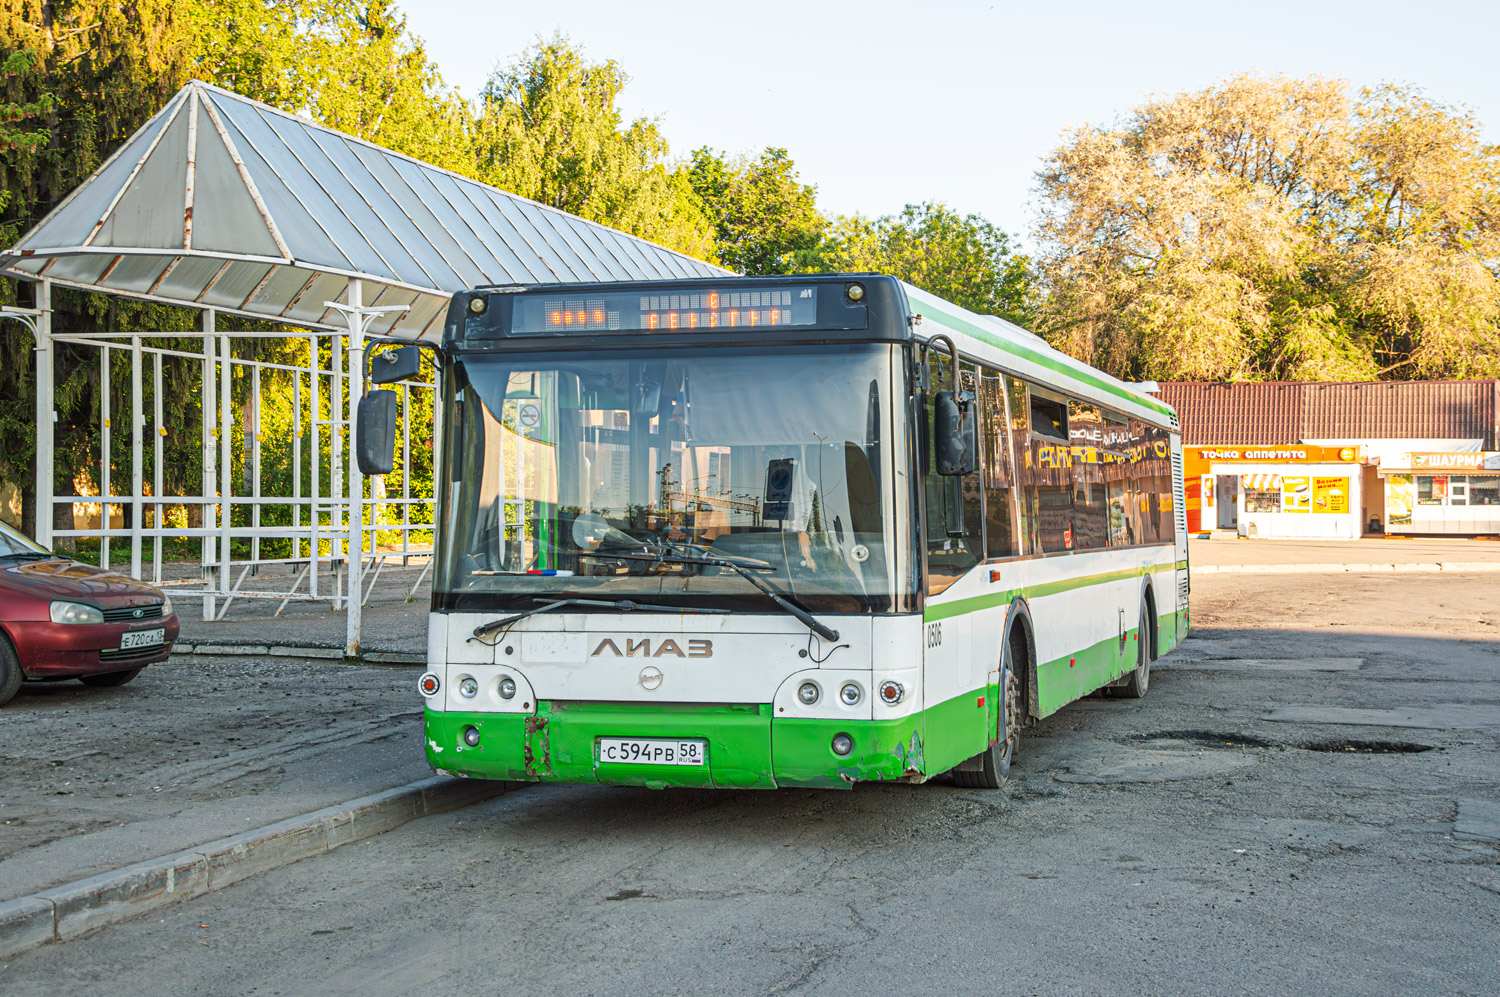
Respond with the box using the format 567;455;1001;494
0;775;514;961
1195;562;1500;575
176;643;425;666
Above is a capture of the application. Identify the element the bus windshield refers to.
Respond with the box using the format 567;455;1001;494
435;344;911;614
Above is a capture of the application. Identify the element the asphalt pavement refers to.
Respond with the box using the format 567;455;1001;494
3;568;1497;994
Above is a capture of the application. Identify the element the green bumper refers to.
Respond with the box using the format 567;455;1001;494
425;702;929;790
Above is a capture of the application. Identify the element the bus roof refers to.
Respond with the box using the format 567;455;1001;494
900;282;1178;426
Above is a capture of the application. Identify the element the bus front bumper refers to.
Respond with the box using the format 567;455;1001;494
425;702;927;790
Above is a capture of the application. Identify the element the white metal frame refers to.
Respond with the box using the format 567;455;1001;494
6;278;436;656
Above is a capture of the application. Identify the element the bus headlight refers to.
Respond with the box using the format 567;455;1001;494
831;733;853;756
462;726;481;747
498;676;517;700
797;682;820;705
878;680;905;705
839;682;862;706
458;677;478;699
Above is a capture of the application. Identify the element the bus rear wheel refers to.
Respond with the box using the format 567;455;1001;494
1117;596;1151;699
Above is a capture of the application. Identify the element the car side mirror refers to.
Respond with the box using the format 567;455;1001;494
369;345;421;385
356;390;398;475
934;389;978;476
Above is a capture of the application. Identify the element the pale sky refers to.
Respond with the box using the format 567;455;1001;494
401;0;1498;249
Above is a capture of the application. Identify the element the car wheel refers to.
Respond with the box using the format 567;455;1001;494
79;667;143;688
0;634;22;706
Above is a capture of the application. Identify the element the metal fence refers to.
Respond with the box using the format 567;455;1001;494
6;278;435;654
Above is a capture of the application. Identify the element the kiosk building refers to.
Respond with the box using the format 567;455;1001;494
1157;380;1500;539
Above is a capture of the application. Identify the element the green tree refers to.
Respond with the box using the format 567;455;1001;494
190;0;473;175
687;146;824;274
473;35;716;261
825;202;1034;324
0;0;198;537
1034;73;1500;382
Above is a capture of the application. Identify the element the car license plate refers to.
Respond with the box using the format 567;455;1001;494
598;738;706;767
119;628;165;650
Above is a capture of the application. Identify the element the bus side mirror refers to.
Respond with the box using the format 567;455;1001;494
370;345;421;385
356;390;398;475
934;389;977;475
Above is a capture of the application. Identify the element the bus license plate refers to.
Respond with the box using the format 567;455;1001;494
598;738;706;767
119;628;165;650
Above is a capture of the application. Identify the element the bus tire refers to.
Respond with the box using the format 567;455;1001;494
952;630;1024;790
1118;595;1151;699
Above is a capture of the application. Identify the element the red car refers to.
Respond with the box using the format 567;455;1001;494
0;519;180;706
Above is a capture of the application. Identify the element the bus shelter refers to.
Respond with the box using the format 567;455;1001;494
0;81;723;654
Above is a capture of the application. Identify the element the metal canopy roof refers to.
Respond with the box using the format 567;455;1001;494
1;81;725;340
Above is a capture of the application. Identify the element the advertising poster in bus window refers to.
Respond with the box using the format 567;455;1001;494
1386;474;1414;526
1282;476;1311;512
1313;476;1349;514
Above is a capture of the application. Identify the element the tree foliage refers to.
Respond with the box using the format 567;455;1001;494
687;146;824;275
1034;73;1500;382
824;202;1034;324
473;35;716;261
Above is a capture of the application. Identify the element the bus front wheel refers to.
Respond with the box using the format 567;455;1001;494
952;653;1022;790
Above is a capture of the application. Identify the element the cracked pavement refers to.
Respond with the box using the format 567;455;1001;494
4;569;1499;995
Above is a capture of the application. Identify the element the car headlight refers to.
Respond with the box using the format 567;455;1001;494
161;595;173;617
50;601;104;625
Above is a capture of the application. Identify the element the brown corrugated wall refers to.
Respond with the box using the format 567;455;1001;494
1156;381;1499;447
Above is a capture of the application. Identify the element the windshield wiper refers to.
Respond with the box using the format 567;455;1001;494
0;551;55;560
470;596;729;640
600;541;841;643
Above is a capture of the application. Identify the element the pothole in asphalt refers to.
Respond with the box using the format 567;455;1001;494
1160;657;1364;672
1133;730;1281;749
1298;739;1435;754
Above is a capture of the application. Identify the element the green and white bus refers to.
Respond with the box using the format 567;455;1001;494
373;274;1187;790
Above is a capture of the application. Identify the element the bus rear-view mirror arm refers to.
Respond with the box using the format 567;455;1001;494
922;334;978;477
357;342;439;476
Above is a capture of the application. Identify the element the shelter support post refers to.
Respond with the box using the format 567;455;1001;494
130;334;143;579
3;282;51;545
326;280;408;657
219;326;232;607
201;318;216;620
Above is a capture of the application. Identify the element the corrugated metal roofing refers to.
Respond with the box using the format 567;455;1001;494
1158;380;1500;447
0;81;726;340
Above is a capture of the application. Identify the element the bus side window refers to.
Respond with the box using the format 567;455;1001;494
1126;418;1175;545
1029;387;1075;554
924;361;981;595
1104;411;1133;546
1006;376;1039;554
1067;400;1109;550
980;368;1016;558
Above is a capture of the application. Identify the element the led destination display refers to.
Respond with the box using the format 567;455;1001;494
510;286;821;335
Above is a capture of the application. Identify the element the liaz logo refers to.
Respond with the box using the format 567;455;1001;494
591;638;713;659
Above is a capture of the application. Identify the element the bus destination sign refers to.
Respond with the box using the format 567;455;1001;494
511;287;821;335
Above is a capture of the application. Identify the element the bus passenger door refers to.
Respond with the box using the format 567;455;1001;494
921;364;988;774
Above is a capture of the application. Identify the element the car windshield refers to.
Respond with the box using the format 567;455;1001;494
0;520;50;558
435;344;913;614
